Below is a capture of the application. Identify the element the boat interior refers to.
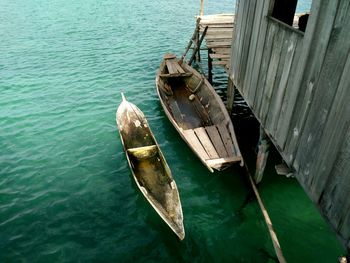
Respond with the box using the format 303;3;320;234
158;56;240;166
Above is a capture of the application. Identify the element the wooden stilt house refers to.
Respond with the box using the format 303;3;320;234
228;0;350;252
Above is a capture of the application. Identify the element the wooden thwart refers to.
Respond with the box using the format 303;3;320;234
206;156;242;166
160;73;192;78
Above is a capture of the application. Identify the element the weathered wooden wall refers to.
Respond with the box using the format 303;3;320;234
229;0;350;250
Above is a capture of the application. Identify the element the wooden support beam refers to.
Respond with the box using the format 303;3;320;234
227;76;235;113
208;48;213;84
189;26;208;65
255;127;270;184
181;18;200;62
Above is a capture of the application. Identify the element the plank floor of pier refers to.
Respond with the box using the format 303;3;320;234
197;14;234;73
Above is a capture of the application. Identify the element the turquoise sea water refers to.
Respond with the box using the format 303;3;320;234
0;0;344;262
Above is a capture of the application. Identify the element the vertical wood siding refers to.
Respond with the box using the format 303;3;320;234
230;0;350;249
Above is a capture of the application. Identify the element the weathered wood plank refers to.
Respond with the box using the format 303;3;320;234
308;0;350;197
265;30;299;133
280;0;338;160
217;124;235;155
206;40;232;46
237;0;257;89
293;0;349;187
205;125;229;157
275;35;303;152
205;28;234;33
308;54;350;201
231;0;249;86
166;59;178;75
229;0;241;81
259;23;285;125
212;60;229;66
160;73;192;78
243;0;265;105
183;129;210;160
212;48;231;54
254;21;278;119
168;99;184;124
205;34;233;40
209;53;230;59
248;0;276;108
205;31;233;37
206;156;242;166
194;127;219;159
318;126;350;239
173;61;185;74
268;32;300;138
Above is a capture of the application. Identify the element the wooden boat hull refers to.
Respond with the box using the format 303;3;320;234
116;94;185;240
156;54;243;172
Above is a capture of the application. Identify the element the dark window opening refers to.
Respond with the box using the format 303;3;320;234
271;0;311;32
272;0;298;26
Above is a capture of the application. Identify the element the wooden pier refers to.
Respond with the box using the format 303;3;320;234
186;14;234;83
197;14;234;73
191;13;303;82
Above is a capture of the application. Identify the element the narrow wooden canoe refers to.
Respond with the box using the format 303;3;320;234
156;54;243;172
116;93;185;240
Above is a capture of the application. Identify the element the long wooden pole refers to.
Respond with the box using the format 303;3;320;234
244;165;287;263
200;0;204;16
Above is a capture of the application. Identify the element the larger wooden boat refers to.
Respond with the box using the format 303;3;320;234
156;54;243;172
116;93;185;240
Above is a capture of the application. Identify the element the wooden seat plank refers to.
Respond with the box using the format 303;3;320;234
205;125;228;157
160;72;192;78
217;124;235;155
183;129;210;160
194;127;219;159
166;59;178;75
173;61;186;74
206;156;242;166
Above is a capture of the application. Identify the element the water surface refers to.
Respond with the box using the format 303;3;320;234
0;0;344;262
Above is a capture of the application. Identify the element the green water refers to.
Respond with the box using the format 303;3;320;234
0;0;344;262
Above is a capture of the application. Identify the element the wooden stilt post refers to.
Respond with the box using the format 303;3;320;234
208;48;213;84
255;127;270;184
196;24;201;62
200;0;204;16
227;76;235;113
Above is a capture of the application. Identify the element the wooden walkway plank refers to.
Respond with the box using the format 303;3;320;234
209;53;230;59
212;60;229;66
194;127;220;159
